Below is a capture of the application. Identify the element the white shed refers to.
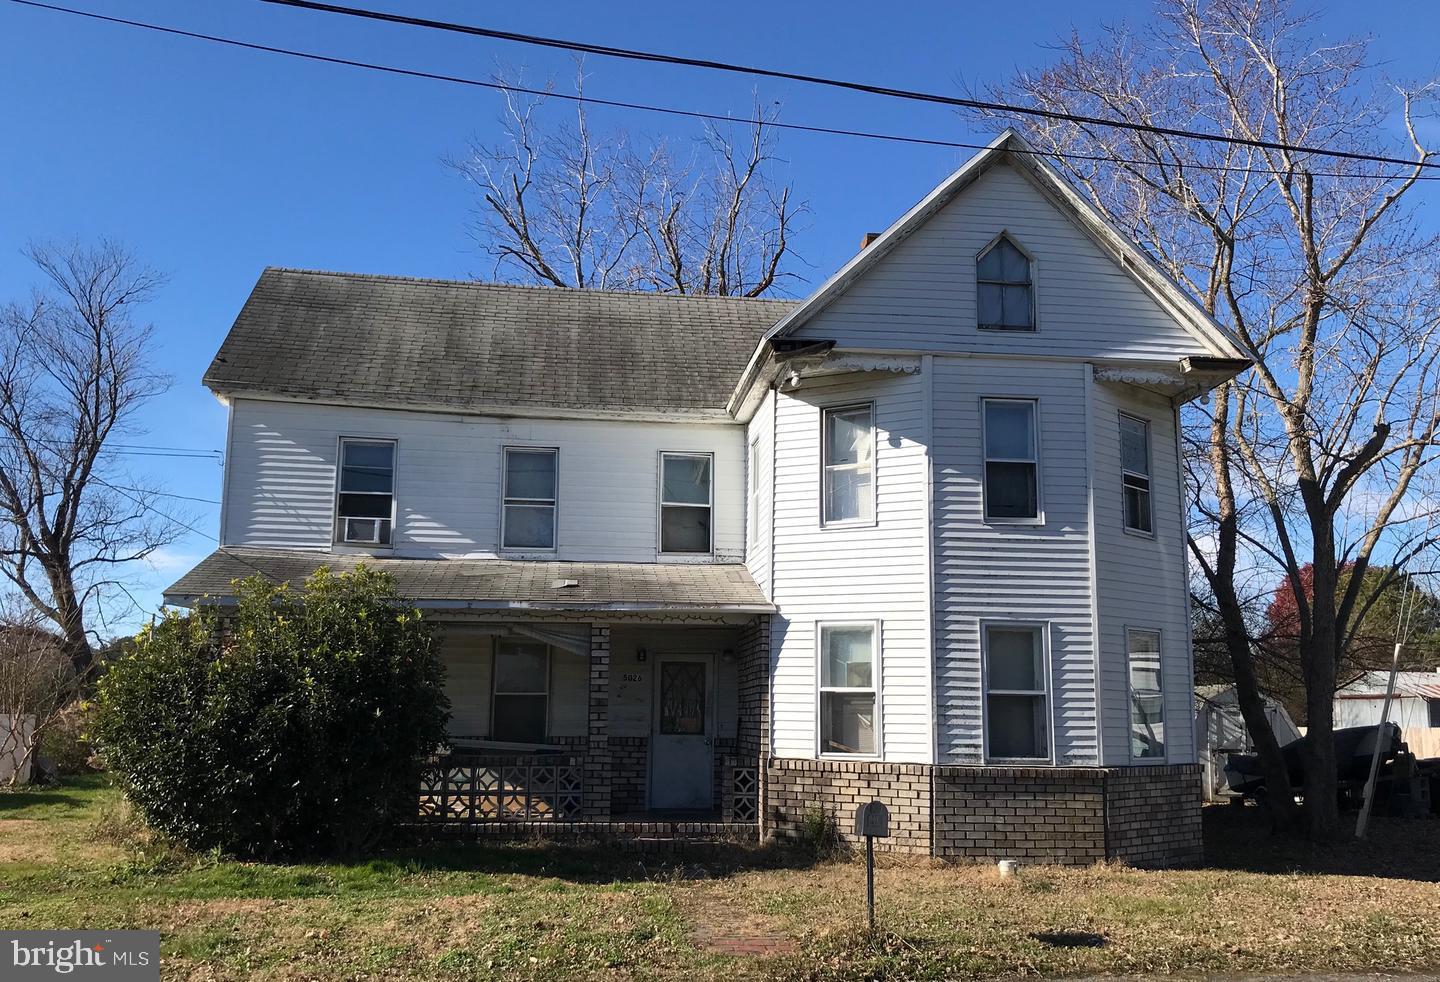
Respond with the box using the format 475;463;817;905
1194;685;1301;800
1335;671;1440;759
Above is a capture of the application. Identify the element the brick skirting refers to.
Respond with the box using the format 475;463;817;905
763;757;1202;867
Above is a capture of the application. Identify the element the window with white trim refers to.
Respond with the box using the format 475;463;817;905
822;404;874;525
502;447;558;550
819;623;877;755
660;452;712;553
977;236;1034;331
983;399;1039;521
1127;629;1165;759
492;640;549;743
1120;414;1153;534
748;438;761;545
984;624;1049;760
336;438;395;545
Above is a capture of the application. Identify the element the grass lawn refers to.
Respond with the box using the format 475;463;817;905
3;776;1440;980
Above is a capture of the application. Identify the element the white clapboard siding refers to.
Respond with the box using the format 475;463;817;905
792;162;1207;361
930;357;1098;765
439;627;494;739
769;370;932;762
1089;376;1196;764
437;628;588;740
223;398;745;563
745;388;776;599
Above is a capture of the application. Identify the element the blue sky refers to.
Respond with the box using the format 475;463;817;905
1;0;1437;635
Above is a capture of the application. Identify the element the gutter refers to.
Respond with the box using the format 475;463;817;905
163;594;776;615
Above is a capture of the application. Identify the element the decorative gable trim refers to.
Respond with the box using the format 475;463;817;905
726;130;1251;416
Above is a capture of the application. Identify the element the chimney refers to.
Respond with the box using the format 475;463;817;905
860;231;882;250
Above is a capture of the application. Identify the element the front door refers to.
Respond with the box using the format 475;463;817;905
649;654;714;810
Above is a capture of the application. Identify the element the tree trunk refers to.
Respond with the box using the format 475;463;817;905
1301;540;1342;839
1217;575;1300;829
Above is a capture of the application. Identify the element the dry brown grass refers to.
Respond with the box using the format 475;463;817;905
3;780;1440;980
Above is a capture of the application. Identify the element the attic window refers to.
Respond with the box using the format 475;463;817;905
977;236;1034;331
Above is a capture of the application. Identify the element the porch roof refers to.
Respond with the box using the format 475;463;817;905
162;547;774;613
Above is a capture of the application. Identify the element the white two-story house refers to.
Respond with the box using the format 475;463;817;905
166;131;1249;866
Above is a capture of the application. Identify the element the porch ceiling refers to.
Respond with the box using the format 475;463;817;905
163;547;774;613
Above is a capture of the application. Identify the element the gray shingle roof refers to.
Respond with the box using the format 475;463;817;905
204;268;796;414
164;548;773;612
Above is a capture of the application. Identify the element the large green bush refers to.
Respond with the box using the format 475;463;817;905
94;566;449;858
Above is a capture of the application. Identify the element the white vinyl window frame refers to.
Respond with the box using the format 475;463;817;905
980;620;1054;764
819;401;877;528
500;445;559;553
1119;413;1155;537
334;436;398;548
974;231;1037;333
747;437;762;547
815;620;883;759
490;639;551;744
981;397;1044;525
1125;627;1166;763
657;451;715;556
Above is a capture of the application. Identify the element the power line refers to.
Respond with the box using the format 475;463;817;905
9;1;1438;185
257;0;1440;174
110;485;221;506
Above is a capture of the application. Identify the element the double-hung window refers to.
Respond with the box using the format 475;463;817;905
1119;414;1153;534
660;452;712;553
819;623;878;755
1127;629;1165;759
336;438;395;545
822;404;875;525
983;399;1039;521
502;447;558;550
492;640;549;743
984;624;1049;760
977;236;1034;331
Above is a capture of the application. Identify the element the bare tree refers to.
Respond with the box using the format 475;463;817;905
0;601;80;786
448;67;802;296
994;0;1440;837
0;241;179;675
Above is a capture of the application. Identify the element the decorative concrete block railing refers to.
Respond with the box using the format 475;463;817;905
417;752;584;823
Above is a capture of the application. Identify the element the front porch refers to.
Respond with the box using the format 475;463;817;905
416;617;767;832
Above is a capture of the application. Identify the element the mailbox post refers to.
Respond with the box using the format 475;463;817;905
853;801;890;933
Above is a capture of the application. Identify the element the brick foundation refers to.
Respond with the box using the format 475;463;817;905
763;758;1202;867
1102;764;1203;867
765;758;933;854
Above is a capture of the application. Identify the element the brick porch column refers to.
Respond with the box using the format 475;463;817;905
583;624;613;819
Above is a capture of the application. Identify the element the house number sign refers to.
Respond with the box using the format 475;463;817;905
620;672;643;683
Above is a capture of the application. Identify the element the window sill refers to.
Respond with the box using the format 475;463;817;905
819;751;882;761
819;518;879;531
977;325;1038;333
1122;526;1157;540
985;756;1055;766
983;517;1046;527
332;542;396;554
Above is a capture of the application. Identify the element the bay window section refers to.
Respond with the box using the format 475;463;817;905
819;623;878;755
983;399;1039;521
1120;414;1153;534
502;447;558;550
1127;629;1165;759
492;640;549;744
984;624;1049;760
822;404;875;525
660;452;713;553
337;438;395;545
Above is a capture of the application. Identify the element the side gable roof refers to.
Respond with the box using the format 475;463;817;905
205;269;797;419
727;130;1249;411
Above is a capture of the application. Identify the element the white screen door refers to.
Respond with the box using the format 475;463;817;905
649;654;714;810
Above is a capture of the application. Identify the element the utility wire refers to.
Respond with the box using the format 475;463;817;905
256;0;1440;174
8;0;1439;183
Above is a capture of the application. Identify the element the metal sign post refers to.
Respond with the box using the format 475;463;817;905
853;801;891;934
